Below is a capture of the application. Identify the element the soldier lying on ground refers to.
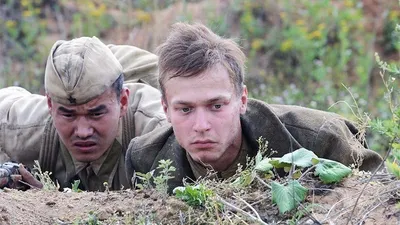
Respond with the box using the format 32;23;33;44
0;37;166;191
126;22;383;192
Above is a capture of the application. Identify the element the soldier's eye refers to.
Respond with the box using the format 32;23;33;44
181;108;191;113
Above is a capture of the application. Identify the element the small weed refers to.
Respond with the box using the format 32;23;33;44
71;180;82;193
153;159;176;197
173;184;214;207
135;170;154;190
73;211;100;225
32;160;59;191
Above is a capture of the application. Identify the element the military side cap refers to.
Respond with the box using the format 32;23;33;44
45;36;123;105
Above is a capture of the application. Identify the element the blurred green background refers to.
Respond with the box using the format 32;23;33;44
0;0;399;153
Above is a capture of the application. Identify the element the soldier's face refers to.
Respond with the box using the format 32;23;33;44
47;88;129;162
162;64;248;171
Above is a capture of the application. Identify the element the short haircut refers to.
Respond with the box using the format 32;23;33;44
111;73;124;100
156;22;246;101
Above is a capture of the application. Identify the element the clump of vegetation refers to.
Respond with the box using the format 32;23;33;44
373;51;400;180
32;160;59;191
135;159;176;197
73;211;100;225
173;184;214;207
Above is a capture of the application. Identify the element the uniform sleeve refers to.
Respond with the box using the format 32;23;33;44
314;117;383;171
124;83;167;137
108;44;159;88
0;87;49;167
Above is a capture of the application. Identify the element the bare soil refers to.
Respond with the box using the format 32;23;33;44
0;171;398;225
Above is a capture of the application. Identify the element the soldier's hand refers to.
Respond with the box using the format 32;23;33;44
16;164;43;189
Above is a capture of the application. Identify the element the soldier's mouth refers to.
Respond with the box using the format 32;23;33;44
74;142;97;151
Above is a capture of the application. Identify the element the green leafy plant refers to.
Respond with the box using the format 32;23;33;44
135;170;154;190
231;144;352;214
232;137;273;187
71;180;82;193
312;158;352;183
153;159;176;196
271;180;308;214
173;184;214;207
372;52;400;179
270;148;351;213
134;159;176;197
73;211;100;225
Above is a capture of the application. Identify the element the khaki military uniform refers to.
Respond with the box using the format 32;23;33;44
126;98;383;191
0;43;166;191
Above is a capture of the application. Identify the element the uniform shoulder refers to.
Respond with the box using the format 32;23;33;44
129;124;174;153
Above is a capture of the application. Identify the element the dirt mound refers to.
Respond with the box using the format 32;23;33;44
1;172;398;224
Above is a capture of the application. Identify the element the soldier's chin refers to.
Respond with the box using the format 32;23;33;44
72;152;102;163
191;153;219;166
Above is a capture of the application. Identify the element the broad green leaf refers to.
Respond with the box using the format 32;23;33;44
270;158;291;168
311;158;320;165
232;170;255;187
279;148;319;168
292;170;302;179
314;159;352;183
272;180;308;214
255;158;273;172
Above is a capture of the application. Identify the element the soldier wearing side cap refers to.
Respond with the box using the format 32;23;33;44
0;37;166;191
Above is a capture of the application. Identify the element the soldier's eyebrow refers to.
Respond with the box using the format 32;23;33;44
87;105;107;114
58;106;75;114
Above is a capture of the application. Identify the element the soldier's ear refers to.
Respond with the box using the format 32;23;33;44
240;85;248;114
161;98;171;122
46;95;53;113
119;88;130;117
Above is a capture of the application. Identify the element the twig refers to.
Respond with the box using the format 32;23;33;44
298;165;317;181
250;196;269;207
345;147;391;225
234;193;263;221
357;201;383;224
216;195;269;225
294;200;322;225
255;175;271;189
18;180;40;190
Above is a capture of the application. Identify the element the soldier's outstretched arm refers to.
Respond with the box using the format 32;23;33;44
0;87;49;167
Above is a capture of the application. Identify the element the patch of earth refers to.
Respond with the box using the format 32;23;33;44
0;172;398;225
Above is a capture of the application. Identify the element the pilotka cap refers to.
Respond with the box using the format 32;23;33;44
44;36;123;105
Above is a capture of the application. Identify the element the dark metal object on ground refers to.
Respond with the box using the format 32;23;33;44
0;162;30;190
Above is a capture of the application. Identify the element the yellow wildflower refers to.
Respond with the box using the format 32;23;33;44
136;10;152;24
340;20;349;33
87;1;96;11
317;23;325;31
5;20;16;29
280;12;286;20
299;27;308;34
307;30;322;40
21;0;30;7
280;39;293;52
89;3;106;18
22;10;32;18
389;11;400;21
344;0;354;8
251;39;264;51
295;19;305;26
